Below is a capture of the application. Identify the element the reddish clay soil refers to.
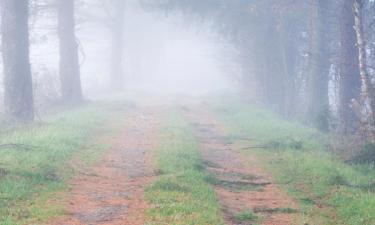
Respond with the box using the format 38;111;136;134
48;108;159;225
187;108;299;225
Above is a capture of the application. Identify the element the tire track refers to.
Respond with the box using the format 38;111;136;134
48;107;159;225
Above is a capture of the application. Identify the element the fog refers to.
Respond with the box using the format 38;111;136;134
113;4;235;95
1;0;375;128
53;0;238;99
3;1;375;224
0;1;240;115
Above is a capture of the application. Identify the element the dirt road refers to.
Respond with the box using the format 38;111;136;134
186;108;298;225
48;104;298;225
49;107;159;225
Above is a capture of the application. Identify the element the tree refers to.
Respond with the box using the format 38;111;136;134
354;0;375;140
305;0;332;131
1;0;34;122
257;11;286;114
110;0;126;90
57;0;83;104
339;0;361;134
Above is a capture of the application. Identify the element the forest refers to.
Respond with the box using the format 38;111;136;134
1;0;375;225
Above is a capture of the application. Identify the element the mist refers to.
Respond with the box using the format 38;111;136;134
1;0;375;224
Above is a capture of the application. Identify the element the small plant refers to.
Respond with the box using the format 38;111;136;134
265;139;304;151
152;179;191;193
234;210;259;223
300;198;315;206
327;174;348;186
288;139;304;150
350;143;375;164
0;168;9;178
254;206;298;214
204;173;220;185
278;207;298;214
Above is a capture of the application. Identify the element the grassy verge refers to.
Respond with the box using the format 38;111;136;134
0;101;131;225
145;109;224;225
211;99;375;225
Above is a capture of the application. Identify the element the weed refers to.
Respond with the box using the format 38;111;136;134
152;179;191;192
211;179;266;192
234;209;259;223
278;207;298;214
350;143;375;164
253;206;298;214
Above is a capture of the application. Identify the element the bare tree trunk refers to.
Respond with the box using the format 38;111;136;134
110;0;125;90
57;0;83;104
257;9;286;114
279;17;298;119
339;0;361;134
354;0;375;141
305;0;331;131
1;0;34;122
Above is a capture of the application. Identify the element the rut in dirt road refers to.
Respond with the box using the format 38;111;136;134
49;108;159;225
187;108;299;225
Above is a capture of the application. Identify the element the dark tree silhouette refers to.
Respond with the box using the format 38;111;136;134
1;0;34;122
339;0;361;134
110;0;126;90
57;0;83;104
305;0;331;131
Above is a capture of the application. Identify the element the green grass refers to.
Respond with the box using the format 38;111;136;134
234;209;260;223
145;110;225;225
204;173;265;192
211;98;375;225
0;101;130;225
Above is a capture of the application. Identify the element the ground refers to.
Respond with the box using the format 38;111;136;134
49;107;159;225
2;97;375;225
45;101;299;225
186;108;298;225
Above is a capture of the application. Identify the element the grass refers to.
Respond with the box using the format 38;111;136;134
145;109;225;225
0;101;130;225
211;98;375;225
205;174;265;192
234;209;260;223
253;206;298;214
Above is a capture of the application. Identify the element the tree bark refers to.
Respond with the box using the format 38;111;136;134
1;0;34;122
255;7;286;115
279;17;298;119
339;0;361;134
354;0;375;140
57;0;83;104
305;0;331;131
110;0;125;90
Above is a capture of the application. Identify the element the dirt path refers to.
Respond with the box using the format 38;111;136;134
49;107;159;225
186;108;299;225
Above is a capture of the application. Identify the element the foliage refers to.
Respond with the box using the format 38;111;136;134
234;210;260;223
350;143;375;164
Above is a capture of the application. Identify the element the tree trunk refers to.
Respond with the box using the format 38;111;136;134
279;18;298;119
305;0;331;131
354;0;375;141
1;0;34;122
256;9;286;114
339;0;361;134
57;0;83;104
110;0;125;90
